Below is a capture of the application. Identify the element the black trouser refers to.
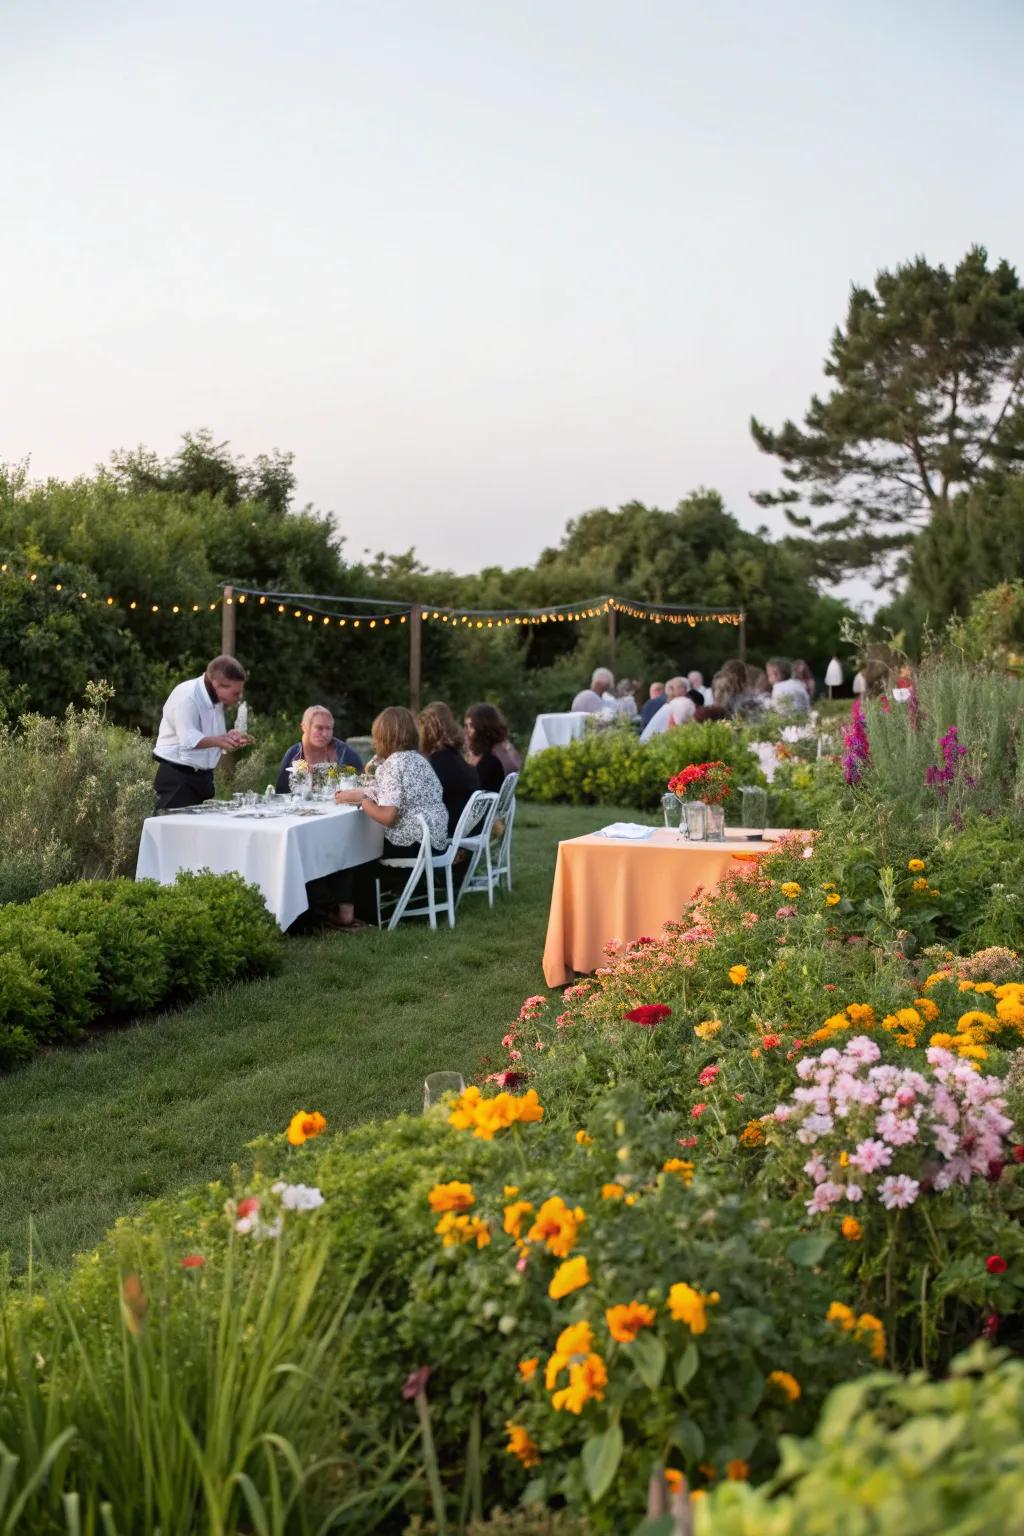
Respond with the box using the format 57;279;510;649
154;757;215;812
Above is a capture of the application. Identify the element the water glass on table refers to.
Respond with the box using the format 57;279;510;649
661;793;683;834
423;1072;466;1112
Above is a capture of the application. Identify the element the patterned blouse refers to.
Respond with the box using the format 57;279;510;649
370;750;449;850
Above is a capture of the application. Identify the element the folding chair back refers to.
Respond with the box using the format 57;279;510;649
492;770;518;892
375;815;437;930
431;789;498;924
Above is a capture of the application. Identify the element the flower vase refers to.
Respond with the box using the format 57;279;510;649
683;801;707;841
706;803;725;841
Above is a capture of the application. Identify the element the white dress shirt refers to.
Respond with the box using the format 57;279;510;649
155;675;226;770
639;696;696;743
770;678;811;713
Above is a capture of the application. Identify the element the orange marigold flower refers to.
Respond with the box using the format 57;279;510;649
668;1282;719;1334
605;1300;656;1343
434;1212;491;1248
846;1003;876;1026
728;964;749;985
575;1129;592;1146
548;1255;591;1299
428;1181;475;1213
740;1119;766;1147
527;1197;584;1257
517;1357;539;1382
841;1216;862;1242
665;1468;684;1494
503;1200;534;1240
726;1459;749;1481
601;1182;626;1201
907;859;926;873
825;893;841;907
913;996;939;1022
767;1369;801;1401
286;1110;327;1146
662;1158;695;1186
505;1421;541;1467
550;1352;607;1413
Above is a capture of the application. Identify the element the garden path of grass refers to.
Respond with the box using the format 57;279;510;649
0;801;643;1272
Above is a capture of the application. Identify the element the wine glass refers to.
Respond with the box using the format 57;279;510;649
423;1072;466;1112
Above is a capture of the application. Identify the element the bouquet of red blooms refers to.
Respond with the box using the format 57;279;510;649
667;760;732;805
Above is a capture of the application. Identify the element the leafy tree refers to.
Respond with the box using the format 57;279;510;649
751;247;1024;581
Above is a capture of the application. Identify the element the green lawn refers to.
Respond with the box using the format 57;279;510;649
0;801;644;1272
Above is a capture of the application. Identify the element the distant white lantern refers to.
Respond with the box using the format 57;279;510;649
852;671;867;695
824;657;844;688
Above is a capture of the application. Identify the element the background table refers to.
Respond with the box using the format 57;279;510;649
136;804;384;930
542;826;787;986
526;712;589;759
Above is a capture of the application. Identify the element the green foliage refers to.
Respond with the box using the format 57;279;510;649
699;1345;1024;1536
751;246;1024;581
0;682;153;904
518;724;765;814
0;874;282;1068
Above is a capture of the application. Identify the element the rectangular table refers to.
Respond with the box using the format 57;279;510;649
136;803;384;930
526;712;589;759
541;826;788;987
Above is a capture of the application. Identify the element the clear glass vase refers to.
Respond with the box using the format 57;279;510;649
683;801;707;840
706;803;725;841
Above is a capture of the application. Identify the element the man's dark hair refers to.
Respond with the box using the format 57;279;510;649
207;654;247;683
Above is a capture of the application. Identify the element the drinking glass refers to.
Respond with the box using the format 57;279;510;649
684;801;707;841
230;793;244;810
706;803;725;841
423;1072;466;1112
243;790;258;808
740;784;768;830
661;793;682;832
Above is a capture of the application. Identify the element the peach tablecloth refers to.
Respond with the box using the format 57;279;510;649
541;827;787;987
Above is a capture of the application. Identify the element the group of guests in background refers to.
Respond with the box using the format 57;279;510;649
570;657;815;742
153;655;521;934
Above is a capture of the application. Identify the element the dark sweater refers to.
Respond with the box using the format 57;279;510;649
475;750;506;795
428;746;480;836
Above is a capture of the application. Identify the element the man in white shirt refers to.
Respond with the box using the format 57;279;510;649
571;667;615;713
687;669;713;706
639;677;696;742
766;657;810;713
153;654;251;810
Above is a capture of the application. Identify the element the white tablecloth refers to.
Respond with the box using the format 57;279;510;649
527;712;589;759
135;804;385;930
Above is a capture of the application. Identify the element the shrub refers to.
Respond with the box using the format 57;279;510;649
0;874;283;1069
518;723;764;815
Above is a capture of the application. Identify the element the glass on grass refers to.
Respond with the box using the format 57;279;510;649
423;1072;466;1113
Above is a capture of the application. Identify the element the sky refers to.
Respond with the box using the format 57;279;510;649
2;0;1021;610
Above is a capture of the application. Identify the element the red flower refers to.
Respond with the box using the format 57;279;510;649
678;1135;698;1148
698;1064;720;1087
236;1197;260;1219
486;1069;527;1090
180;1254;205;1269
986;1254;1008;1275
625;1004;672;1027
635;936;655;946
691;1103;708;1119
987;1160;1005;1183
983;1313;1001;1339
761;1033;781;1050
1013;1145;1024;1164
401;1366;433;1400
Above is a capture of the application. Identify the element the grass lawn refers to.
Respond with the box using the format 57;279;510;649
0;800;644;1272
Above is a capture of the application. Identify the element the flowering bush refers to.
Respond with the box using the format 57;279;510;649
667;760;732;805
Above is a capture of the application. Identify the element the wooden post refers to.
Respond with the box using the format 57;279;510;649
607;602;617;667
221;585;236;658
409;603;422;714
738;609;747;663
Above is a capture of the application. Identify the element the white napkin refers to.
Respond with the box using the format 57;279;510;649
597;822;655;840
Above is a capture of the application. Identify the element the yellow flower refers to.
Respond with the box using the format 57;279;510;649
505;1422;541;1467
929;889;941;898
896;1008;922;1029
929;1031;955;1047
821;881;836;891
958;1009;997;1034
668;1283;719;1335
959;979;977;993
958;1043;988;1060
825;893;841;907
503;1200;534;1240
973;981;997;995
995;982;1024;999
826;1301;856;1331
575;1129;592;1146
448;1086;544;1140
286;1110;327;1146
605;1300;657;1343
996;995;1024;1027
550;1352;607;1413
728;964;748;986
726;1460;750;1482
549;1255;591;1299
846;1003;876;1026
767;1369;801;1402
780;881;802;898
907;859;926;873
662;1158;695;1186
434;1212;491;1248
894;1031;918;1048
740;1120;765;1147
913;996;939;1022
922;970;951;990
912;877;929;893
694;1019;722;1040
838;1151;849;1168
428;1181;475;1214
503;1185;519;1198
855;1313;886;1361
518;1356;539;1382
527;1197;585;1257
841;1216;862;1242
601;1182;625;1201
545;1319;593;1388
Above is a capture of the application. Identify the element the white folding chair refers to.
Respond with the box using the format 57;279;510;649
375;815;437;930
430;790;499;925
460;771;518;903
492;770;518;894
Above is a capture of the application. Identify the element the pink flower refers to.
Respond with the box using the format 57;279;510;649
805;1181;844;1214
401;1366;432;1401
775;905;797;919
878;1174;920;1209
876;1112;919;1147
486;1069;527;1090
699;1065;721;1087
983;1313;1001;1339
501;1031;517;1049
691;1103;708;1119
850;1138;893;1174
678;1135;698;1148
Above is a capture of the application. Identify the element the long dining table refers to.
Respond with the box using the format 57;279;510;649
541;825;791;987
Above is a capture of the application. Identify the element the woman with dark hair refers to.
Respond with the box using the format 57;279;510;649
464;703;520;793
419;701;478;836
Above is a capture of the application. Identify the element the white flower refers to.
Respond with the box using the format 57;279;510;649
271;1181;325;1212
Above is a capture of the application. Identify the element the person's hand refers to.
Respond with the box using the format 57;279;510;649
220;730;250;750
334;787;364;804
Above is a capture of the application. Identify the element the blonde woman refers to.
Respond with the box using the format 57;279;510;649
275;705;363;794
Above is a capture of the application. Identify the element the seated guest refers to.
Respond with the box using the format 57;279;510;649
464;702;516;792
615;677;639;718
712;659;767;720
639;676;694;743
639;682;666;728
688;669;713;705
275;705;363;794
335;706;450;926
694;704;728;722
419;700;478;836
571;667;615;712
792;658;816;700
766;657;811;712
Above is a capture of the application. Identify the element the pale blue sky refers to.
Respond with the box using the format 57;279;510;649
2;0;1020;604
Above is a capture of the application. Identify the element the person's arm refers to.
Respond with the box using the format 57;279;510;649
169;689;243;752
